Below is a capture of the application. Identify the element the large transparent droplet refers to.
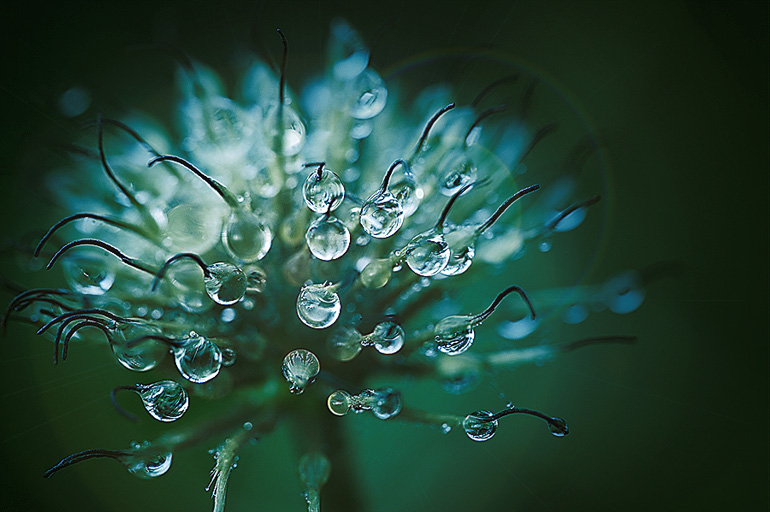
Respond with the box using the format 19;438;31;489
359;191;404;239
282;349;320;394
174;333;223;384
371;388;402;420
264;104;306;156
164;202;224;254
327;326;363;361
161;260;210;313
61;252;115;295
327;390;352;416
349;69;388;120
463;410;498;441
434;315;476;355
441;230;476;276
126;450;173;479
296;283;341;329
548;417;569;437
242;264;267;293
204;262;247;305
137;380;189;422
222;210;272;263
305;216;350;261
405;230;450;276
298;452;331;489
112;327;166;372
303;168;345;213
360;258;393;289
370;322;405;355
438;151;477;197
604;271;645;314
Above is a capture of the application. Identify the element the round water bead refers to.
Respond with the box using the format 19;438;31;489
264;104;306;156
282;349;320;394
434;316;476;355
242;264;267;293
548;417;569;437
303;168;345;213
305;216;350;261
221;210;272;263
359;191;404;239
174;333;223;384
462;410;498;441
298;452;331;489
405;230;450;277
296;283;341;329
371;388;402;420
327;390;352;416
328;326;363;361
61;252;115;295
160;260;210;313
370;322;405;355
137;380;189;422
360;258;393;289
603;271;645;314
164;202;224;254
112;336;167;373
204;262;247;305
126;450;173;479
349;69;388;120
438;150;477;197
442;243;475;276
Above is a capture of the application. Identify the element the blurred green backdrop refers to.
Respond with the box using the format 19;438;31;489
0;1;767;511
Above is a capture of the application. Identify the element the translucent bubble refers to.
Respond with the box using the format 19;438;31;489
112;328;166;372
563;304;588;324
441;423;452;434
204;262;247;305
394;180;423;217
538;241;552;252
497;315;540;340
303;168;345;213
604;271;645;314
296;283;341;329
161;261;210;313
61;252;115;295
305;216;350;261
438;151;476;197
327;326;363;361
463;410;498;441
370;322;405;355
282;349;320;394
137;380;189;422
349;69;387;120
405;230;450;276
221;347;237;366
298;452;331;489
174;333;223;383
548;417;569;437
434;315;475;355
264;104;306;156
58;86;91;117
164;203;224;254
222;210;272;263
327;389;352;416
371;388;401;420
126;450;173;479
360;258;393;289
359;191;404;238
330;19;369;80
441;243;475;276
242;264;267;293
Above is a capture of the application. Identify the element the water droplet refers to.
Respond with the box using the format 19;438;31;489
298;452;331;489
371;322;405;355
164;202;224;255
303;168;345;213
360;191;404;238
264;104;306;156
360;258;393;289
174;333;223;384
242;264;267;293
327;326;363;361
371;388;401;420
563;304;588;324
305;216;351;261
221;308;236;323
604;271;645;314
137;380;189;422
349;69;387;120
282;349;320;394
463;410;498;441
126;450;173;479
112;325;166;372
204;262;247;305
438;151;477;197
243;421;253;431
405;229;450;276
61;252;115;295
221;210;272;263
221;347;237;367
327;389;352;416
549;417;569;437
58;86;91;117
441;423;452;434
296;283;341;329
538;241;552;252
441;233;476;276
434;315;475;355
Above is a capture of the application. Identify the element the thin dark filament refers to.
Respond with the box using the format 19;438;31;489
489;407;564;435
152;252;210;292
471;74;519;108
435;180;478;229
37;308;137;336
97;114;143;211
516;123;558;165
62;319;112;362
560;335;637;352
46;238;157;276
14;297;74;316
379;159;407;193
464;104;506;143
148;155;239;208
44;448;129;478
276;28;288;105
111;385;141;423
2;289;72;331
35;213;152;257
410;103;455;160
474;285;536;324
49;314;111;364
476;184;541;235
545;195;602;232
83;118;160;157
302;161;326;180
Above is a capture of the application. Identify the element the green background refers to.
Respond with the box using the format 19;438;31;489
0;1;767;510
